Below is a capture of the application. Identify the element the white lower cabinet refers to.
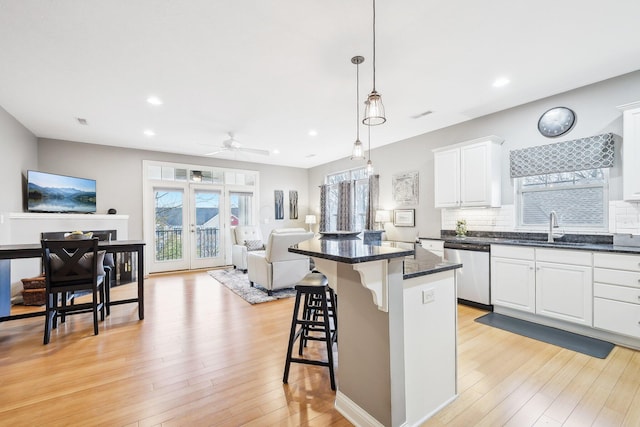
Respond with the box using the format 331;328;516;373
419;239;444;257
593;252;640;339
491;245;593;326
535;261;593;326
491;249;536;313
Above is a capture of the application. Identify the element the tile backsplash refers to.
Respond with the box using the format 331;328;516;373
441;201;640;235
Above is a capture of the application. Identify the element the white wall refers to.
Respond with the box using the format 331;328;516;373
308;70;640;241
37;139;310;240
0;105;38;244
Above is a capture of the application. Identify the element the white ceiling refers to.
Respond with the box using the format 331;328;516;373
1;0;640;169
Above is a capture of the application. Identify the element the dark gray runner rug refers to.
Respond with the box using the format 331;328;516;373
208;268;296;304
475;312;614;359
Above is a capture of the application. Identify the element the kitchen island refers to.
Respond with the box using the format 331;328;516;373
290;237;462;427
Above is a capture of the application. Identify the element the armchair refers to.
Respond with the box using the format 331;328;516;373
231;226;264;272
247;228;313;295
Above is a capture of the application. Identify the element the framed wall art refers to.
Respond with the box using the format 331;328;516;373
289;190;298;219
274;190;284;220
393;209;415;227
392;171;419;206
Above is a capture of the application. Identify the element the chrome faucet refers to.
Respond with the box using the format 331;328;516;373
548;210;559;242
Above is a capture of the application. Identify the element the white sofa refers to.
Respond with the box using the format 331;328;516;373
231;226;264;272
247;228;313;295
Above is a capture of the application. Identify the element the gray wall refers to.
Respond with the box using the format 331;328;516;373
0;106;38;244
308;70;640;241
37;139;310;240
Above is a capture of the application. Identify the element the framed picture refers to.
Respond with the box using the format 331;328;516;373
274;190;284;220
394;209;415;227
392;171;419;206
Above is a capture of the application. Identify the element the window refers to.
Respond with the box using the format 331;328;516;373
516;168;608;229
325;167;369;231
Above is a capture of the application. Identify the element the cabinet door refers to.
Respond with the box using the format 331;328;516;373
536;262;593;326
491;257;536;313
460;142;491;206
433;149;460;208
622;106;640;200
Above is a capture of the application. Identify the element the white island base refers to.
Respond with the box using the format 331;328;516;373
313;257;458;427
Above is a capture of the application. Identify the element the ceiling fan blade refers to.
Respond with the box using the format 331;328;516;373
204;148;228;156
239;147;270;156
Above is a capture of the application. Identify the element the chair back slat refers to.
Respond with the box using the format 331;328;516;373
42;238;99;288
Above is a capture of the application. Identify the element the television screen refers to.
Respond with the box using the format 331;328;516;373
27;170;96;213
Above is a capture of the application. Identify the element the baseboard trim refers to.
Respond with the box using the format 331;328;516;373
335;391;387;427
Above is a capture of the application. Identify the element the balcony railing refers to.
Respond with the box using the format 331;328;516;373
155;227;219;261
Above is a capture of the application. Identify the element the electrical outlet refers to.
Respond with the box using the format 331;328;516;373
422;288;435;304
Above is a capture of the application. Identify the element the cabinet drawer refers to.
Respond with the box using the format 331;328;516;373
594;297;640;339
420;240;444;251
594;268;640;288
491;245;534;260
594;252;640;272
536;248;592;266
594;283;640;305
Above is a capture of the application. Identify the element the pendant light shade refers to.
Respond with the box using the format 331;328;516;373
366;123;374;175
351;139;364;159
364;91;386;126
363;0;386;126
351;55;366;160
366;159;374;175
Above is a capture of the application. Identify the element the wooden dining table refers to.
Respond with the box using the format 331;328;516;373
0;240;145;322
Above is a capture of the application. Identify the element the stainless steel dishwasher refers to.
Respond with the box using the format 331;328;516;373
444;241;492;310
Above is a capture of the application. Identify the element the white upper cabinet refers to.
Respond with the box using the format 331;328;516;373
433;136;503;208
618;101;640;201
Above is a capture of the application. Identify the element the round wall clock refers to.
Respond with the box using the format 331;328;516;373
537;107;576;138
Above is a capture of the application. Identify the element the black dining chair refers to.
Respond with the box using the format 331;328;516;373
41;238;106;344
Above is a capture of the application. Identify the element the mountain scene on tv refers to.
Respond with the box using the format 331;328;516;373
28;172;96;213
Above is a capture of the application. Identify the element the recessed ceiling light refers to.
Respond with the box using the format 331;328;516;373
147;96;163;106
273;149;280;154
308;130;318;137
493;77;510;88
76;117;88;125
144;129;155;137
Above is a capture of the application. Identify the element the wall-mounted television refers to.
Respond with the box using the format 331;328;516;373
27;170;96;213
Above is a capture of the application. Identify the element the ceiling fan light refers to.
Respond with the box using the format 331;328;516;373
351;139;365;160
363;91;386;126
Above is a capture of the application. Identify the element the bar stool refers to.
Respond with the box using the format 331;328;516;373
283;272;338;390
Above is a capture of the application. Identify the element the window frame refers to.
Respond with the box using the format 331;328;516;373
325;167;369;232
514;168;609;232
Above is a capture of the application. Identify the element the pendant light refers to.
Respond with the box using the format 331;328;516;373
363;0;386;126
351;56;366;160
366;125;374;175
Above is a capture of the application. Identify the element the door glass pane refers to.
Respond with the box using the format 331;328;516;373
230;192;253;226
154;190;184;261
195;190;220;259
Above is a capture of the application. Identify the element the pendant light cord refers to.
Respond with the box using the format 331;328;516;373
356;61;360;140
372;0;376;92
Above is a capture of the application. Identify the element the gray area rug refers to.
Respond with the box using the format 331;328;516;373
475;312;614;359
208;268;296;304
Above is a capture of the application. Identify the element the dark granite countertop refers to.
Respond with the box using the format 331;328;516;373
419;232;640;255
290;236;414;264
403;244;462;279
289;237;462;279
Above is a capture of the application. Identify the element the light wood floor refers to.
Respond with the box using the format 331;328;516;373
1;271;639;426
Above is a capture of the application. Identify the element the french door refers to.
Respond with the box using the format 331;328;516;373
150;183;226;273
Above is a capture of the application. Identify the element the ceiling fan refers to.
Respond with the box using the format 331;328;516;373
204;132;270;156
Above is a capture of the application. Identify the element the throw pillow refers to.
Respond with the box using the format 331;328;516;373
244;239;264;251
